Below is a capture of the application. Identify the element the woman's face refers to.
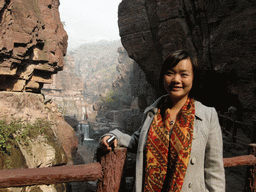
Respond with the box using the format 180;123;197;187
163;58;194;102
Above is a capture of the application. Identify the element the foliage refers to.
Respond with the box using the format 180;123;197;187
57;105;67;116
0;119;53;156
101;83;132;111
94;64;117;82
104;90;115;103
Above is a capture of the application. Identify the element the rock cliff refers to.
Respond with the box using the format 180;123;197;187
0;0;67;92
118;0;256;122
0;1;77;191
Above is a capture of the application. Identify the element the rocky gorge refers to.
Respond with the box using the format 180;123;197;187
43;40;122;122
42;39;146;139
41;39;143;192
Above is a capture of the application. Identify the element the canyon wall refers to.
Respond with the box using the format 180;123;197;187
118;0;256;122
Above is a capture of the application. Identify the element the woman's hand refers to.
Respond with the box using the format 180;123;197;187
100;135;117;151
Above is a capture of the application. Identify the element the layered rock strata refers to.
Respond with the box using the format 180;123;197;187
0;0;67;92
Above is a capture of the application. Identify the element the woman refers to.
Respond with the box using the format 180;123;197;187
100;50;225;191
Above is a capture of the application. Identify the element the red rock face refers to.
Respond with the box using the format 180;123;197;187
118;0;256;121
0;0;67;92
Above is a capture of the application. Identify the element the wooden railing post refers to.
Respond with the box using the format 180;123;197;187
97;147;127;192
245;143;256;192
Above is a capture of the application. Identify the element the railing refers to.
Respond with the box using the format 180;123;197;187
0;148;127;192
219;113;256;191
218;114;255;144
0;144;255;191
0;115;255;191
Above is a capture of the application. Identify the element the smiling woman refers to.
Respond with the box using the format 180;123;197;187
100;50;225;192
59;0;122;49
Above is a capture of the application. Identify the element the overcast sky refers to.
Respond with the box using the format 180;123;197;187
59;0;122;50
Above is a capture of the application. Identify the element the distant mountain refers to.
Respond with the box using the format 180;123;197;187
42;40;123;121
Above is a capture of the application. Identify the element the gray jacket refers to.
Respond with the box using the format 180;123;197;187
109;95;225;192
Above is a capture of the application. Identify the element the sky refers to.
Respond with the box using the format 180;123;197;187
59;0;122;50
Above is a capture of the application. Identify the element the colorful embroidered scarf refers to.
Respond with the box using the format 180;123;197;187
144;98;195;192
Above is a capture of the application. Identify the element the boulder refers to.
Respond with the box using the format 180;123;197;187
0;91;78;191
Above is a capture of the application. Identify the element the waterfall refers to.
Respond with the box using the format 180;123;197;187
79;123;93;140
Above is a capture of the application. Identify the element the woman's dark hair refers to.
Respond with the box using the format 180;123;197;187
159;50;201;98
